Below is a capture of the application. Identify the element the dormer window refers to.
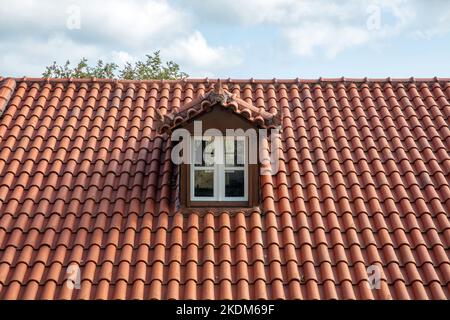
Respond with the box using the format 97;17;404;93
191;135;248;202
157;79;281;209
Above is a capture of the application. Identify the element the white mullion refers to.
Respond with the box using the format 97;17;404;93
244;160;248;199
215;163;220;201
218;136;224;201
190;163;194;200
218;166;224;202
214;137;218;201
243;135;248;200
221;164;226;201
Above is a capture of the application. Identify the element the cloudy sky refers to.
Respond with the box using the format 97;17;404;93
0;0;449;78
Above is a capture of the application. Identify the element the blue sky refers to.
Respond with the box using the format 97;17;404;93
0;0;449;78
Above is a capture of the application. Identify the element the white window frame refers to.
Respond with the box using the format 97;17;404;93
190;135;248;202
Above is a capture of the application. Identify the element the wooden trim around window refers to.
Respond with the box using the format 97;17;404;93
177;107;261;209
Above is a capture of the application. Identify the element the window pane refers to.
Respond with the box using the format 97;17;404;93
194;170;214;197
225;153;235;166
194;137;215;166
225;137;245;167
224;137;233;166
225;170;245;197
236;139;245;166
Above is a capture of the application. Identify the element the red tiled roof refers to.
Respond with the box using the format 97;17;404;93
0;76;449;300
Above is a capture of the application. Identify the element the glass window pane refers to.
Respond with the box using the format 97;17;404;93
194;137;215;166
225;153;235;166
224;137;234;166
225;137;245;167
225;137;234;153
236;139;245;166
225;170;245;197
194;170;214;197
193;139;203;166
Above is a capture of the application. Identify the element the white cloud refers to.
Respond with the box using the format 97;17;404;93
188;0;364;25
0;0;245;77
186;0;450;58
0;34;102;76
285;24;370;59
408;1;450;38
0;0;187;47
79;0;187;47
163;31;242;70
2;0;450;77
280;0;413;58
111;51;136;66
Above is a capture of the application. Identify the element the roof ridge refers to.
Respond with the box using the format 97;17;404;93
5;76;450;85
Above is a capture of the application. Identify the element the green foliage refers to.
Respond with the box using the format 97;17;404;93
120;51;188;80
42;51;188;80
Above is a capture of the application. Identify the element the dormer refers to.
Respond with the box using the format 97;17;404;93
157;80;280;208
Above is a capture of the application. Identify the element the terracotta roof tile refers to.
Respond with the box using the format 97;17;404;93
0;77;449;299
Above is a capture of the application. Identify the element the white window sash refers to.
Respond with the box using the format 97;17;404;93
190;136;248;202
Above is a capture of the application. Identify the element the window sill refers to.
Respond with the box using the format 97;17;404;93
187;200;249;208
180;206;262;216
